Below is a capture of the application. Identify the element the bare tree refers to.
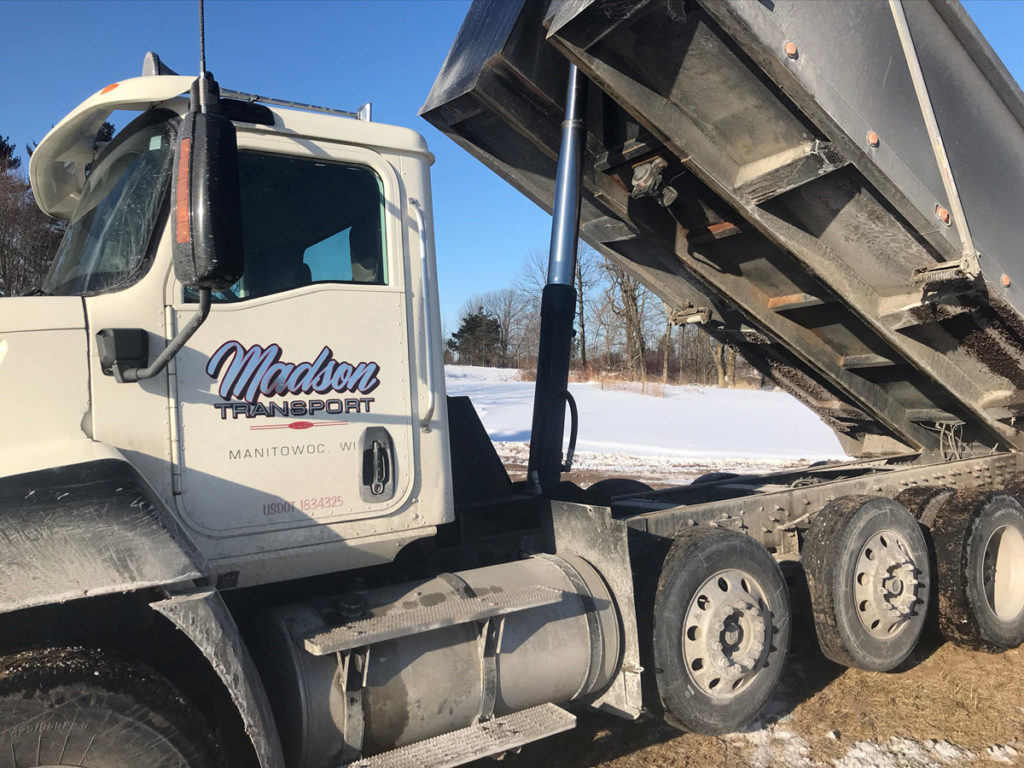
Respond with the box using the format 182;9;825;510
574;244;601;370
661;311;672;383
712;340;727;388
0;163;62;296
477;287;531;367
675;325;717;385
603;263;648;379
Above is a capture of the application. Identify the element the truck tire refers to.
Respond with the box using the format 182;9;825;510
690;472;739;486
895;486;953;528
931;491;1024;650
0;647;219;768
803;495;930;671
1000;472;1024;501
894;486;953;640
653;527;790;734
583;478;652;505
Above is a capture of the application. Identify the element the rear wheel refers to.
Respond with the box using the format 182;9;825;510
803;496;930;671
689;472;739;486
0;647;219;768
895;486;953;640
932;491;1024;650
653;527;790;734
583;478;652;505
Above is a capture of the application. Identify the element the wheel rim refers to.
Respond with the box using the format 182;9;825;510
682;569;772;699
983;524;1024;621
853;529;922;638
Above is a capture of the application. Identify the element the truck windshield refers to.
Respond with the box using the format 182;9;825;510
42;112;177;296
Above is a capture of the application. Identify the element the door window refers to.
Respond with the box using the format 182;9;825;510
206;152;387;302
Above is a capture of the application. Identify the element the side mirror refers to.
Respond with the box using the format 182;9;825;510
112;76;237;384
173;108;244;289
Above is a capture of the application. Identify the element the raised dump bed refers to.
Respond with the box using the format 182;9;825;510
422;0;1024;463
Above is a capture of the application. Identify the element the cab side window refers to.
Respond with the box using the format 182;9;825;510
208;151;387;302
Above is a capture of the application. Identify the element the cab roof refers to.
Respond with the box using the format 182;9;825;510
30;74;432;220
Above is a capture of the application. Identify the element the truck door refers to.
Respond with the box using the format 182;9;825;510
170;138;416;536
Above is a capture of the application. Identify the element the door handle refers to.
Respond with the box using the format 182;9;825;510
361;427;395;502
370;439;389;496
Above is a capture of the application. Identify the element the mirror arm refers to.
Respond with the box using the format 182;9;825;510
119;288;212;382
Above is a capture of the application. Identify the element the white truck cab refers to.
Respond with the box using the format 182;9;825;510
9;72;453;587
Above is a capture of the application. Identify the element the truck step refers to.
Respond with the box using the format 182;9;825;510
303;585;565;655
340;703;576;768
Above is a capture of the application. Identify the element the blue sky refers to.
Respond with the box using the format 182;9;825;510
1;0;1021;330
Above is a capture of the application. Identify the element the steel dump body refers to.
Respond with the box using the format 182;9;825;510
422;0;1024;461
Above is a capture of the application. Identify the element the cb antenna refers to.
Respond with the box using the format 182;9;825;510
198;0;209;113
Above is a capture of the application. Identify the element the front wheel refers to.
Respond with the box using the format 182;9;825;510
0;647;219;768
652;527;791;734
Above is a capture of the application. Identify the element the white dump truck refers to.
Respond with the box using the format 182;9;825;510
2;1;1024;766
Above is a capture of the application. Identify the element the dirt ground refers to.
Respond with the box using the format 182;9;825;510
481;466;1024;767
482;612;1024;767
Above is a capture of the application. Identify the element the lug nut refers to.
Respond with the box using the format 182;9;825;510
867;131;880;148
784;40;798;59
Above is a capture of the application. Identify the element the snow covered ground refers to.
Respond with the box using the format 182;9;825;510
444;365;848;483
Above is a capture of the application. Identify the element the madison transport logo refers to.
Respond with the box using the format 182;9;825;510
207;340;379;420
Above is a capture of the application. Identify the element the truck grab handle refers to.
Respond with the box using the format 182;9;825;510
410;198;436;431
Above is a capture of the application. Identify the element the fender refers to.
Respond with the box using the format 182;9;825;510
0;458;286;768
0;458;203;613
153;589;285;768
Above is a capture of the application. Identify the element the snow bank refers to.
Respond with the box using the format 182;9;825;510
444;365;847;463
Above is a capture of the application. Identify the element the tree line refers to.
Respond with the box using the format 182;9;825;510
0;135;63;296
0;123;115;297
446;245;759;388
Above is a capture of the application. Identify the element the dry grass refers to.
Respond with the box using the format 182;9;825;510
522;367;670;396
514;366;768;395
475;635;1024;768
781;636;1024;763
517;368;593;383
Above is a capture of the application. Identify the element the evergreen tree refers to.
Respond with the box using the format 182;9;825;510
0;136;20;173
0;121;116;296
447;306;503;366
95;121;115;145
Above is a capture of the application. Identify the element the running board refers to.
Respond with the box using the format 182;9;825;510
303;585;565;655
341;704;576;768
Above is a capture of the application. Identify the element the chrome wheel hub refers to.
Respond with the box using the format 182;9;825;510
854;530;921;638
983;523;1024;621
683;569;772;699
